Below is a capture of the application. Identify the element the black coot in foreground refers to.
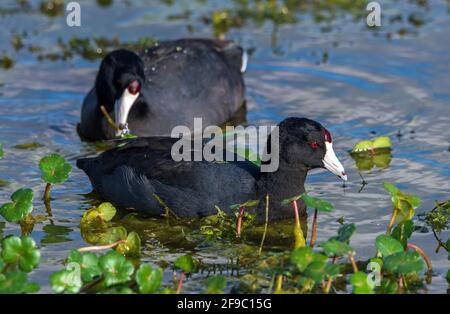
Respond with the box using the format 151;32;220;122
78;39;247;141
77;118;347;221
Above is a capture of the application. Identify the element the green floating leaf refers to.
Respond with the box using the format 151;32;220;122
352;136;391;153
116;231;141;257
83;226;127;246
0;271;40;294
320;239;354;257
301;194;334;212
290;247;327;273
383;182;400;197
375;235;404;258
329;223;356;243
0;188;34;223
324;263;342;279
378;278;398;294
101;286;135;294
174;255;197;273
205;275;226;294
136;264;163;294
392;220;414;249
350;272;374;294
229;200;259;210
13;142;44;150
384;182;421;225
80;202;117;229
303;260;327;283
1;236;40;272
383;251;424;275
0;143;3;159
67;250;102;283
120;133;138;139
0;179;10;187
39;153;72;185
351;151;392;171
50;265;83;294
99;250;134;287
281;194;302;206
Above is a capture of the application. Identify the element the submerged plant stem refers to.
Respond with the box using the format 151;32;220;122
100;105;119;131
258;194;269;256
236;206;245;237
292;200;306;248
43;183;53;215
324;277;333;294
77;239;126;253
408;242;433;272
44;183;52;202
274;275;283;294
310;208;318;248
176;272;185;294
348;253;359;273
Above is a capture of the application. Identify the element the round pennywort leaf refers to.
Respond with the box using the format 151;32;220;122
39;153;72;184
0;188;34;223
136;264;163;294
99;250;134;287
1;236;40;272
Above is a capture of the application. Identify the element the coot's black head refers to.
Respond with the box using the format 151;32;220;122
95;49;145;136
273;117;347;180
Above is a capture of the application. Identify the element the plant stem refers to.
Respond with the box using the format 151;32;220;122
77;239;126;253
44;183;52;202
236;206;245;237
258;194;269;256
324;277;333;294
348;253;359;273
176;272;185;294
386;207;398;235
43;183;53;215
80;277;104;293
274;274;283;294
100;105;119;131
292;200;306;248
293;200;300;229
407;242;433;272
310;208;318;248
398;276;404;291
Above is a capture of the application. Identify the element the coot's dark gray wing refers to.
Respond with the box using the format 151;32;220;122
77;137;260;217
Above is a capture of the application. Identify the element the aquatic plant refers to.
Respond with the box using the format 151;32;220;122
39;154;72;213
350;136;392;171
0;236;40;293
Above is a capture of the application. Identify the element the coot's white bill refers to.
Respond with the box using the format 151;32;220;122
323;141;347;181
114;88;140;136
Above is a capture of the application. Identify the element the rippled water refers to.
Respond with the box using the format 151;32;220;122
0;0;449;293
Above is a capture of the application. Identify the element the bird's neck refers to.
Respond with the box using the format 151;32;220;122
259;161;308;201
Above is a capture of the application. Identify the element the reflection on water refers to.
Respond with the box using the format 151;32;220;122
0;0;449;293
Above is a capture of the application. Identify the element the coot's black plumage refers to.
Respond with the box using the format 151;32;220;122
77;118;347;221
78;38;247;141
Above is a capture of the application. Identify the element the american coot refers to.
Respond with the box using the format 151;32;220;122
77;117;347;221
78;39;247;141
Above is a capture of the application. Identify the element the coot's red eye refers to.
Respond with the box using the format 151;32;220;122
324;128;332;143
128;80;141;95
309;141;318;149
